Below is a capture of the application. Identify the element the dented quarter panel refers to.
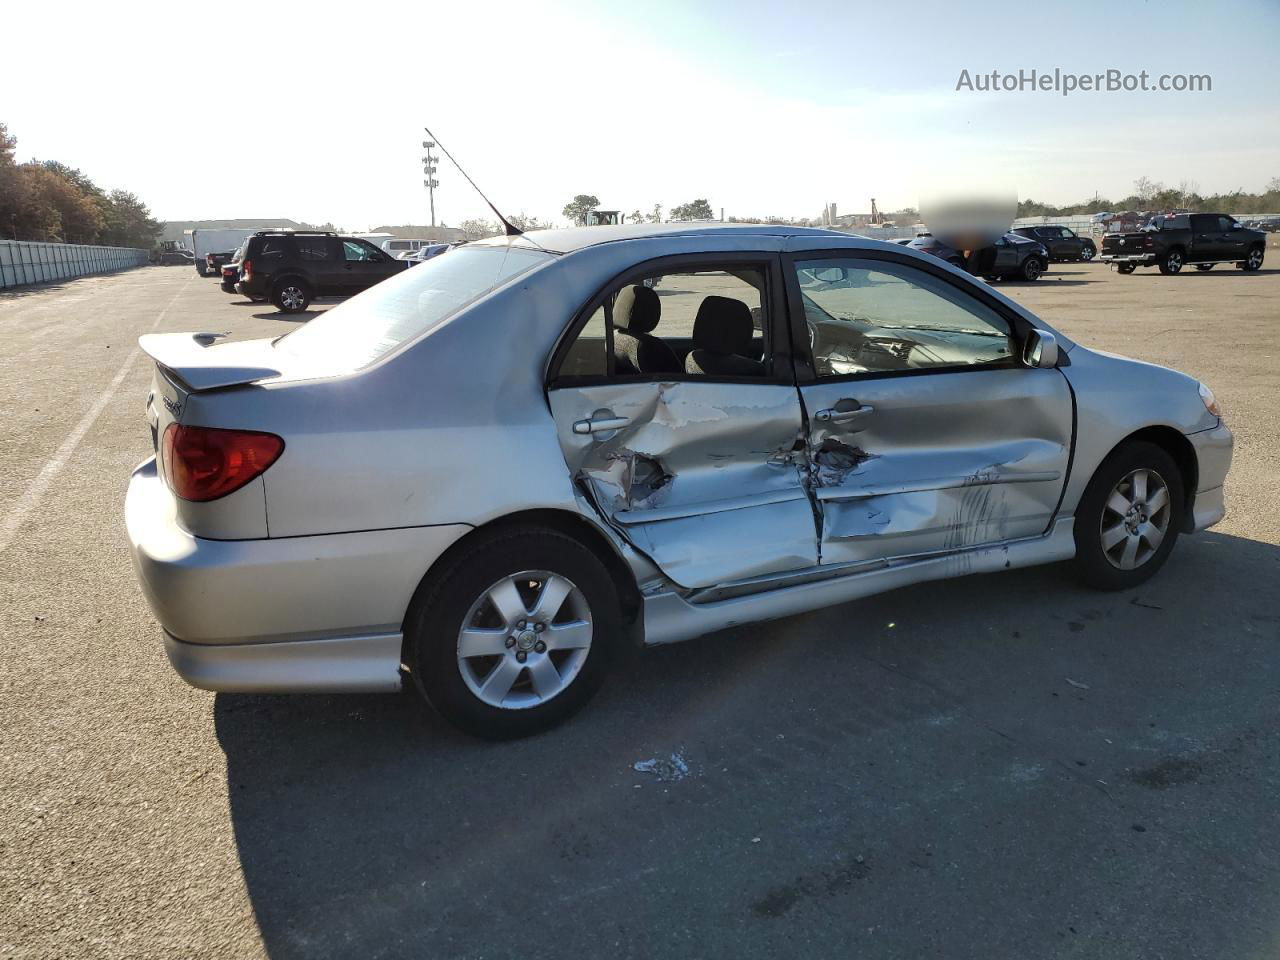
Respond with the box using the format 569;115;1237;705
798;367;1073;564
548;380;816;588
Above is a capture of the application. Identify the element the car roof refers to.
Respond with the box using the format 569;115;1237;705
473;221;856;255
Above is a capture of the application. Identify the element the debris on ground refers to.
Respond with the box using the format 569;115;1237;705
633;752;692;782
1065;678;1090;690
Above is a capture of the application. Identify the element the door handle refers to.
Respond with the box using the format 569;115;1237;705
814;403;874;423
572;415;630;435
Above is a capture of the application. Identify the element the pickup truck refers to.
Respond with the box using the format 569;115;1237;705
1101;213;1266;275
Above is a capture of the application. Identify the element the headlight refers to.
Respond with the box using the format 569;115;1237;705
1198;382;1221;417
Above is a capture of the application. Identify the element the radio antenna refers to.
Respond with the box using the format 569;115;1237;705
423;125;522;237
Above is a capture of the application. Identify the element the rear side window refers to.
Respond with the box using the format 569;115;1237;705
296;237;331;261
278;244;553;372
256;238;288;259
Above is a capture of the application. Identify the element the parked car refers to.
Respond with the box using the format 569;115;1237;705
234;230;409;312
401;243;452;263
127;223;1232;738
1100;213;1266;274
909;231;1049;281
1012;225;1097;262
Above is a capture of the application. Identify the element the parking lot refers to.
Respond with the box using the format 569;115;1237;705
3;259;1279;958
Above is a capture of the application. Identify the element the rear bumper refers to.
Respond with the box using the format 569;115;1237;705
1187;421;1233;531
164;631;404;693
1101;253;1156;264
126;458;472;691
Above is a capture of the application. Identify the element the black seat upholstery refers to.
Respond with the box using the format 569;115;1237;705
612;285;681;375
686;296;766;377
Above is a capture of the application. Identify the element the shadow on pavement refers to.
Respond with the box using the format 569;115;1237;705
216;530;1280;959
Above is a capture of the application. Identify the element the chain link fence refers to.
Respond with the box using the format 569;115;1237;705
0;240;149;290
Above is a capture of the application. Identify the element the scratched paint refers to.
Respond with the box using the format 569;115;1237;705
549;380;817;588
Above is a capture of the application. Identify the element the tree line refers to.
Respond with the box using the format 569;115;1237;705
0;122;163;249
1019;177;1280;219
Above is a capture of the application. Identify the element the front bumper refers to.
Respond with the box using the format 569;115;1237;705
1186;421;1233;531
125;458;472;692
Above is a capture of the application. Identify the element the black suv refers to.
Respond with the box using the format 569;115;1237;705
235;230;408;313
1011;225;1097;262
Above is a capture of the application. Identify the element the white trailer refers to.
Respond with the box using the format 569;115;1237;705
184;228;256;276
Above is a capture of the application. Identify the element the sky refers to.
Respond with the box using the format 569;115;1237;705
2;0;1277;229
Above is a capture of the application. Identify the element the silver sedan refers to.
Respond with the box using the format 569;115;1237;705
126;223;1233;738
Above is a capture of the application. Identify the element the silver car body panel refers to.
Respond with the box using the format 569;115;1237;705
126;458;471;645
124;224;1232;693
798;367;1072;564
164;631;403;693
643;516;1078;646
548;380;815;588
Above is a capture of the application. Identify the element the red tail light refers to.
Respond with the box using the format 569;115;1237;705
242;258;253;281
161;424;284;502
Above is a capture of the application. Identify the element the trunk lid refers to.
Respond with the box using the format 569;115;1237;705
138;332;284;392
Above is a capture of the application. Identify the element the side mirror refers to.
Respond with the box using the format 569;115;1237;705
1024;329;1059;368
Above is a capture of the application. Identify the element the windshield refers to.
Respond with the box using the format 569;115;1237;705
278;244;553;372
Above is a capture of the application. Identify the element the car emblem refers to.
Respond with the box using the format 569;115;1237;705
162;396;183;418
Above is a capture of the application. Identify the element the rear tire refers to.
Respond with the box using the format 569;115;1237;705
407;526;622;739
1158;248;1185;275
1072;441;1183;591
271;279;311;313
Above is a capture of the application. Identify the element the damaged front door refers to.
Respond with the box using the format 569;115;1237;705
547;260;817;589
787;254;1072;566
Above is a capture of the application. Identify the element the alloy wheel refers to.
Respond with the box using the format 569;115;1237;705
1166;252;1183;272
1248;248;1264;269
280;286;305;310
1081;247;1094;261
1100;468;1171;570
456;570;593;709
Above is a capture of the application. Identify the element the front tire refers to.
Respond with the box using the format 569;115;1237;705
271;279;311;313
1021;257;1044;281
407;526;622;739
1158;248;1185;275
1072;441;1183;591
1081;245;1095;261
1241;245;1265;271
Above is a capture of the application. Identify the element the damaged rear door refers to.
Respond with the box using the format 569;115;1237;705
546;254;817;589
785;251;1072;566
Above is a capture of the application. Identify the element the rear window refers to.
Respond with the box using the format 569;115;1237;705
277;244;553;372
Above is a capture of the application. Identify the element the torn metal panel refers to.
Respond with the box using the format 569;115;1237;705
549;380;817;588
798;368;1073;566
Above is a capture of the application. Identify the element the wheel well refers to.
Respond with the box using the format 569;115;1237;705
399;508;643;660
1111;426;1199;531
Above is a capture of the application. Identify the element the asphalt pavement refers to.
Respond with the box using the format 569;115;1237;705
2;262;1278;959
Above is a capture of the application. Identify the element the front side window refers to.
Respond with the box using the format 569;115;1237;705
343;240;377;261
794;258;1013;378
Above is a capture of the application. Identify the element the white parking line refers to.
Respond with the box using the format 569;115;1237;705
0;279;190;556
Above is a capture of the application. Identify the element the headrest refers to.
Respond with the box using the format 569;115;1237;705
614;285;660;334
692;296;754;356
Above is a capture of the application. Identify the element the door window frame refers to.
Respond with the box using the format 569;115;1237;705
781;248;1041;384
545;251;796;389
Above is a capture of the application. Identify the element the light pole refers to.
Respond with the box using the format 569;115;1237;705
422;133;439;229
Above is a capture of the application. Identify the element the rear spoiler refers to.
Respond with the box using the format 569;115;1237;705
138;332;283;391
